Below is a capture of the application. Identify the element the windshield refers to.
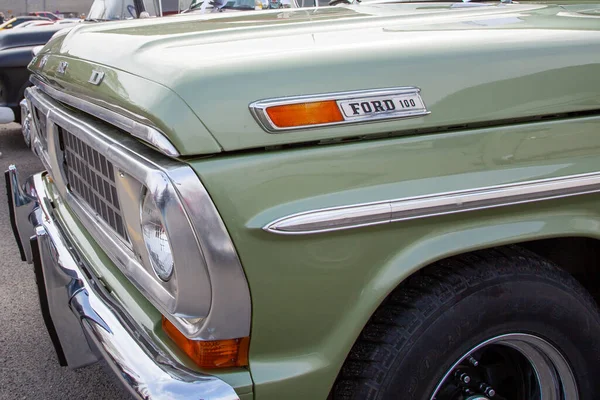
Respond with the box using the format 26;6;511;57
87;0;161;20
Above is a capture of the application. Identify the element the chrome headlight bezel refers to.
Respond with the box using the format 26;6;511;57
110;165;212;321
25;84;251;341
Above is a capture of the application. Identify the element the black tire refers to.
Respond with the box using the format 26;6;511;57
331;246;600;400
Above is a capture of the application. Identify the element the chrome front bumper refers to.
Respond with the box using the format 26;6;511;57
5;166;241;400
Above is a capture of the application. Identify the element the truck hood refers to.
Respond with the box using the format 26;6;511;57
31;2;600;155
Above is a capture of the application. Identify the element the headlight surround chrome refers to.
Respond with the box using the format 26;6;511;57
26;85;251;341
106;167;213;322
141;187;175;282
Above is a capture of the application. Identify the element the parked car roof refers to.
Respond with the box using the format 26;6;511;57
13;20;55;29
29;12;61;20
0;16;51;30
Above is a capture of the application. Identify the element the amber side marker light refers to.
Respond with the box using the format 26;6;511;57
266;100;344;128
162;317;249;369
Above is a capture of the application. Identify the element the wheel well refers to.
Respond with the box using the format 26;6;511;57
330;244;600;399
328;239;600;399
396;237;600;306
519;237;600;303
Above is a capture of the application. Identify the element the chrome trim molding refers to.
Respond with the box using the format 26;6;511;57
25;87;251;340
88;70;105;86
265;172;600;235
56;61;68;75
20;99;32;148
6;166;38;262
249;87;430;133
30;75;180;158
8;168;241;399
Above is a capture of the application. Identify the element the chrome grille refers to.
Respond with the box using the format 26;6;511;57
60;127;128;240
33;105;48;147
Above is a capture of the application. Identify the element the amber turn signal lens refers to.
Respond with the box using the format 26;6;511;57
266;100;344;128
162;317;249;369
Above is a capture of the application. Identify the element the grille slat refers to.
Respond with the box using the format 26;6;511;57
35;108;47;138
60;127;128;240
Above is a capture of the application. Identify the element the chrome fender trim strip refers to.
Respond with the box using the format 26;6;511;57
264;172;600;235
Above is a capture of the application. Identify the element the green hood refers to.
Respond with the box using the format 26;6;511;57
31;2;600;155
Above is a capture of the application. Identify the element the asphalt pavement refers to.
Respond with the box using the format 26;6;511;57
0;123;130;400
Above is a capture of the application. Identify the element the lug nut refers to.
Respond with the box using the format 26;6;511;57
479;383;496;398
468;356;479;367
454;371;471;384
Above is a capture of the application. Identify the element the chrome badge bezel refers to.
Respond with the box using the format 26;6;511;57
249;87;430;133
88;70;105;86
57;61;68;75
39;55;49;69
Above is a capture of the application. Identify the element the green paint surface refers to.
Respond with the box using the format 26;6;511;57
190;115;600;399
31;2;600;155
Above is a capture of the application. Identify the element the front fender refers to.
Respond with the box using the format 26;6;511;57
191;114;600;400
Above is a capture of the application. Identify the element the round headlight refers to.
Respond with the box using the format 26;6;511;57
141;189;174;281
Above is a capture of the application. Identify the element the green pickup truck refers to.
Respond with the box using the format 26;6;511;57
6;1;600;399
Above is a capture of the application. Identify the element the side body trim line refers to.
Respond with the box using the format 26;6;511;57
264;172;600;235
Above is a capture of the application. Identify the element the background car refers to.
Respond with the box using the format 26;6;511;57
0;23;77;126
28;12;62;21
0;16;51;30
12;20;56;29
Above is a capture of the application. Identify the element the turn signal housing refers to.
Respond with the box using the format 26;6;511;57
266;100;344;128
162;317;249;369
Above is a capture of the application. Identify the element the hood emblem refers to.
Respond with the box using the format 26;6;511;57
57;61;68;75
249;87;430;133
88;70;105;86
39;55;49;69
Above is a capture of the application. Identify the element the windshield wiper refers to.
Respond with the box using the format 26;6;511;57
84;18;110;22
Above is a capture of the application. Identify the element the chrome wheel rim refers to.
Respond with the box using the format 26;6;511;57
430;333;578;400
